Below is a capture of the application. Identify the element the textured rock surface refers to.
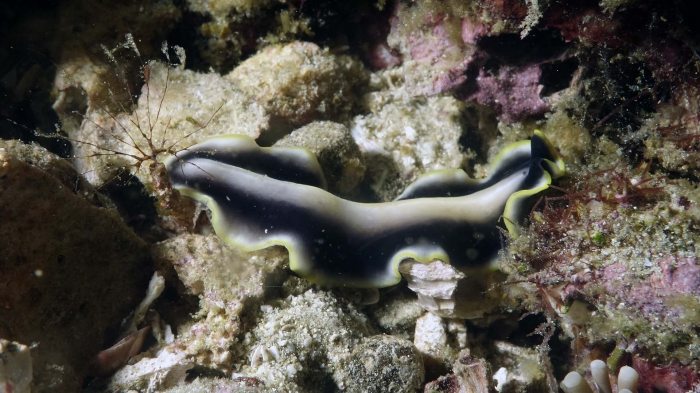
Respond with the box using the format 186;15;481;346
243;290;375;392
350;87;469;201
335;335;424;393
151;234;288;369
274;121;366;196
488;342;547;393
100;347;195;392
162;375;265;393
423;350;490;393
414;312;451;374
227;42;368;132
368;291;425;341
0;142;151;393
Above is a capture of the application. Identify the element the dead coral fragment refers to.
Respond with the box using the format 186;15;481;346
245;290;375;391
151;234;288;369
399;260;501;319
103;346;195;392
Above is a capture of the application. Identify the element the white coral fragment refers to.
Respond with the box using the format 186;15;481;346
104;347;193;392
250;345;279;368
0;340;32;393
399;259;464;315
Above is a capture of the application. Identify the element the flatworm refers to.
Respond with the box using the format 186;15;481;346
166;131;565;288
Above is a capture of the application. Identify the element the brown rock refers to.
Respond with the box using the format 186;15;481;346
0;143;151;392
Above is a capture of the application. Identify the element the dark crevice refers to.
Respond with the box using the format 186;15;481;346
164;8;213;73
98;169;160;238
476;28;569;67
540;57;580;96
1;45;69;157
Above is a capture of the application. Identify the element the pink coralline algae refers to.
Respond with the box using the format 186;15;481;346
366;42;402;70
426;63;472;97
632;357;699;393
460;64;548;123
602;256;700;319
419;18;488;97
657;256;700;295
461;18;488;45
392;10;552;123
402;12;471;96
407;14;464;63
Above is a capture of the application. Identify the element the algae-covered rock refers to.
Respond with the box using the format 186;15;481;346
162;375;265;393
187;0;272;15
0;142;151;393
274;121;366;196
486;107;592;170
227;42;368;131
350;85;469;201
0;140;109;207
539;109;593;166
367;290;425;341
26;0;180;63
241;289;374;392
184;0;284;71
504;164;700;365
642;104;700;175
489;342;547;393
335;335;424;393
385;1;474;96
151;234;288;369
